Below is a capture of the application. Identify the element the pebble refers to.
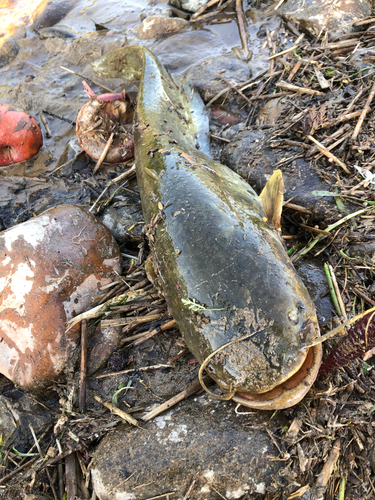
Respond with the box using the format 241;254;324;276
137;15;189;40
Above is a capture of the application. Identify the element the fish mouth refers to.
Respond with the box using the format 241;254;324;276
231;344;322;410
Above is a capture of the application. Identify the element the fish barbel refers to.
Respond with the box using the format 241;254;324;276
89;46;322;409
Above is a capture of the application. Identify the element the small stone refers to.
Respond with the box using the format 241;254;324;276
137;15;189;40
0;38;19;68
256;97;288;126
0;204;122;390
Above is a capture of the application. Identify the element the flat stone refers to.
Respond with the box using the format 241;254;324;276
0;204;122;390
32;0;75;31
276;0;371;40
91;395;281;499
137;15;189;40
185;53;252;102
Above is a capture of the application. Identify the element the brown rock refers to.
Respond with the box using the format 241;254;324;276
137;15;189;40
0;204;122;390
256;97;288;126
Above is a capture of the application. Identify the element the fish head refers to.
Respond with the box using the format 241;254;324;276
203;287;322;410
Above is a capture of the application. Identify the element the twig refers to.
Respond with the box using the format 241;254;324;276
56;439;65;500
132;319;177;346
94;395;138;426
89;164;136;212
42;109;76;124
235;0;249;59
101;312;168;328
277;80;325;96
319;110;361;129
29;425;58;500
267;45;299;60
307;135;350;174
0;456;39;485
182;480;196;500
93;132;114;174
315;439;340;496
324;263;341;316
329;264;347;319
65;453;78;500
40;112;52;138
142;376;213;422
79;320;87;413
352;79;375;141
216;74;251;103
190;0;220;20
60;65;115;93
96;363;174;379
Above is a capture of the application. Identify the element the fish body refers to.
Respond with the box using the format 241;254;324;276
90;46;322;409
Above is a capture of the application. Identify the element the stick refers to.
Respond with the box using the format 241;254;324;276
329;264;347;319
315;439;340;492
0;456;39;485
277;80;325;96
93;132;114;174
89;165;136;212
267;45;299;60
96;363;174;379
190;0;220;20
319;110;361;129
56;439;65;500
216;73;251;103
94;395;138;426
307;135;350;174
29;425;58;500
65;453;78;500
40;112;52;138
235;0;249;59
60;65;115;93
142;376;213;422
42;109;76;124
352;79;375;141
133;319;177;346
79;320;87;413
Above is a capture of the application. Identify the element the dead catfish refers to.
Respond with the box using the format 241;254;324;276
88;46;322;409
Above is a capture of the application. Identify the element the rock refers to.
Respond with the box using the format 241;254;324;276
256;97;288;126
295;258;333;325
87;321;122;376
0;37;19;68
99;197;144;245
349;48;375;81
185;53;251;102
348;242;375;261
32;0;74;31
0;204;122;390
276;0;371;40
91;395;281;499
152;30;222;73
168;0;207;13
0;392;51;451
38;25;77;39
221;129;340;221
136;15;189;40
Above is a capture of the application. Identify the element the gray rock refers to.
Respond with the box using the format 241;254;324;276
295;258;333;325
99;198;144;245
0;393;51;451
185;53;252;103
168;0;207;13
33;0;75;31
91;395;281;499
152;30;222;73
276;0;371;40
348;242;375;261
0;38;19;68
221;129;341;221
349;48;375;81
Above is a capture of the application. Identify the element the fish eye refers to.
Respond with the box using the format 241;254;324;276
207;364;215;373
297;302;306;312
288;309;299;325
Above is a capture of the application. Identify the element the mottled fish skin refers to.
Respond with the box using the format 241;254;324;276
89;46;322;408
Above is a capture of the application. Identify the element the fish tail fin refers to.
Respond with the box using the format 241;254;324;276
259;170;284;230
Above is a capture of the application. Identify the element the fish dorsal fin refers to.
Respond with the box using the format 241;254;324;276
259;170;284;230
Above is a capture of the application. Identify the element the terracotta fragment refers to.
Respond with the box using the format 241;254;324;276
0;204;122;390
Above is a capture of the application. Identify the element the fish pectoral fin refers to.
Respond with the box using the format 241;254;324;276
259;170;284;230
